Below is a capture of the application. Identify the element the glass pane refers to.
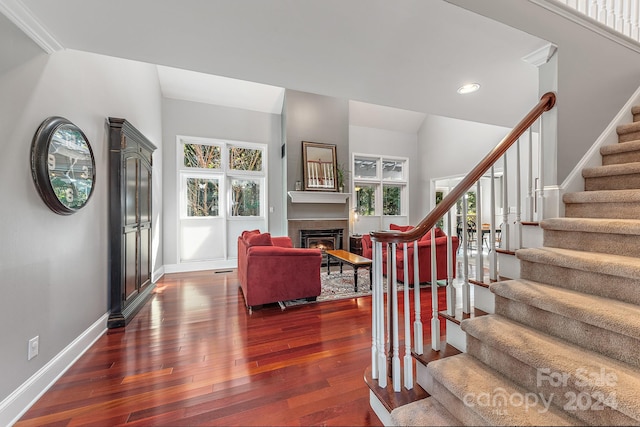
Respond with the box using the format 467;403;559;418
229;146;263;171
184;143;221;169
383;185;401;215
186;178;219;216
382;159;405;181
353;157;377;179
355;185;376;216
231;179;260;216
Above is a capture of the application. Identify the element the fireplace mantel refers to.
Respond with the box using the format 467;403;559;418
288;191;350;204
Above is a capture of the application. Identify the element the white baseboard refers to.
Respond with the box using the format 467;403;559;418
0;313;108;427
163;259;237;274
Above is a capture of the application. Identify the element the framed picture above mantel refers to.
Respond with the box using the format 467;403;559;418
302;141;338;192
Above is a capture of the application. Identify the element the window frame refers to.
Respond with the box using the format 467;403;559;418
352;153;408;217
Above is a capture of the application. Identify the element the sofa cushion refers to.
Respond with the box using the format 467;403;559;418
246;232;273;247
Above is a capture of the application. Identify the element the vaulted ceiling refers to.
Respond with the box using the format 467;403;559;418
7;0;549;128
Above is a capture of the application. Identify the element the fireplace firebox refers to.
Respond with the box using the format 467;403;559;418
300;228;344;265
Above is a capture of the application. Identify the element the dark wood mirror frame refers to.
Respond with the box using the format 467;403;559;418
302;141;338;192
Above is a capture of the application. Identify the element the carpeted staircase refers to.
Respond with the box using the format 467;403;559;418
391;105;640;426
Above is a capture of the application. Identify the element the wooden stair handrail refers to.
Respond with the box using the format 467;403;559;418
371;92;556;244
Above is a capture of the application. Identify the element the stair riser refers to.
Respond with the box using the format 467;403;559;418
494;296;640;369
543;229;640;258
427;377;489;426
633;112;640;122
602;151;640;166
519;260;640;306
466;335;635;426
585;174;640;191
565;202;640;220
618;130;640;143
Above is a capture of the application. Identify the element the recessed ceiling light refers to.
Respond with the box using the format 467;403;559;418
457;83;480;94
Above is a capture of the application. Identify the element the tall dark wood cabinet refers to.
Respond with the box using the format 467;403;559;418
107;118;157;328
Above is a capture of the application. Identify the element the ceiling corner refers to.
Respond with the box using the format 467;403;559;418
0;0;63;53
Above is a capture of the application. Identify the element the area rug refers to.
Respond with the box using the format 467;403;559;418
283;270;445;307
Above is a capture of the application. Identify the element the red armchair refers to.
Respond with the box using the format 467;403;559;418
361;225;459;285
237;230;322;310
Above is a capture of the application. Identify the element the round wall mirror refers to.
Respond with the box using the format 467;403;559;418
30;116;96;215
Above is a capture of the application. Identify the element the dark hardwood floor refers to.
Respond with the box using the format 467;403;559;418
16;269;447;426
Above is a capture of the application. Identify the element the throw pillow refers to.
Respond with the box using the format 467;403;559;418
247;232;273;247
390;223;414;232
242;229;261;240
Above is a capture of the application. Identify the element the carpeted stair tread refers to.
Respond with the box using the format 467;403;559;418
541;217;640;235
582;162;640;178
601;139;640;155
390;396;461;426
516;246;640;279
490;279;640;340
461;315;640;422
617;120;640;137
563;188;640;204
427;353;582;426
631;105;640;116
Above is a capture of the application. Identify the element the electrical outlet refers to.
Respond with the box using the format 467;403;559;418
28;336;39;360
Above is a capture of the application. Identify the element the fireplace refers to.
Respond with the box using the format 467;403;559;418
300;228;344;265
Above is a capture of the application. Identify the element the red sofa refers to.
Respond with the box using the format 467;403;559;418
237;230;322;310
361;225;459;285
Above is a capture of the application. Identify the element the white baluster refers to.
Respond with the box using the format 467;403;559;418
614;0;624;31
376;241;387;388
589;0;599;19
597;0;608;23
462;195;471;314
630;0;639;40
371;240;379;380
515;138;523;250
413;239;423;354
577;0;589;13
538;117;546;221
475;180;483;283
502;155;510;251
623;0;632;36
527;128;534;222
390;244;401;392
489;167;498;281
403;242;413;390
430;227;441;351
446;210;456;316
607;0;616;27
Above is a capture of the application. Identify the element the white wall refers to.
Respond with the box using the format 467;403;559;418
417;114;511;214
161;98;283;267
0;44;163;422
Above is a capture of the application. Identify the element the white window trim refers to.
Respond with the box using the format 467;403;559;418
352;152;409;217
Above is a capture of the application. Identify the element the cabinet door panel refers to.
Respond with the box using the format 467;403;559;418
124;230;138;301
139;164;151;223
125;157;138;226
139;227;150;288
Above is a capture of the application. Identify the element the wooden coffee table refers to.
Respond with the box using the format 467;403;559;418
325;249;372;292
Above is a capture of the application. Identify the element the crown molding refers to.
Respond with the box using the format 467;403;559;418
0;0;62;53
522;43;557;67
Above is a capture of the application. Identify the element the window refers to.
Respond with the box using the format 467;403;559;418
179;138;266;218
352;154;408;218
